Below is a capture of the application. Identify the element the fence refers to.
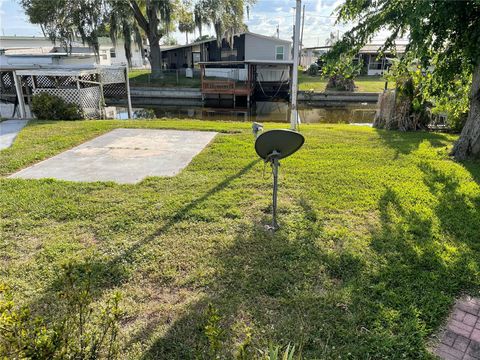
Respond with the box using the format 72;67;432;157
129;68;201;87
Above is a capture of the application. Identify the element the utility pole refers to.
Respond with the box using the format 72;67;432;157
276;24;280;38
290;0;302;131
300;4;305;60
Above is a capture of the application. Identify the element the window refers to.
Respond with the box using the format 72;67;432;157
192;52;201;64
110;48;116;58
221;48;237;60
275;45;284;60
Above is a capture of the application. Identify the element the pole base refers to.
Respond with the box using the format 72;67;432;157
264;222;279;232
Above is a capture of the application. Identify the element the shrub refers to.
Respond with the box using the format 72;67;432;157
323;55;362;92
31;92;84;120
307;63;319;76
0;261;123;359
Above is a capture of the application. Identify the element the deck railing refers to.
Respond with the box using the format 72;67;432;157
201;79;254;96
202;79;236;93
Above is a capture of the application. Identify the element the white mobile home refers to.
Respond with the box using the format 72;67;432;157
0;36;145;68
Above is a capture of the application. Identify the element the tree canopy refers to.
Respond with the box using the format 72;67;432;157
330;0;480;159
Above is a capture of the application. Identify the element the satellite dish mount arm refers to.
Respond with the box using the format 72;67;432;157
266;150;281;231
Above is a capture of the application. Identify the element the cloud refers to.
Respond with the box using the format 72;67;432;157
316;0;344;13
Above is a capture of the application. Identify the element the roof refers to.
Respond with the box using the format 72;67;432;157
161;31;291;52
244;32;291;44
198;60;293;66
16;68;100;76
1;64;126;73
302;42;407;54
303;46;332;51
359;43;407;54
0;36;51;41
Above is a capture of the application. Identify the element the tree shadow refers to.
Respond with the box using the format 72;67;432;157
140;197;370;359
374;128;452;159
27;159;261;319
362;162;480;356
462;159;480;185
138;162;480;358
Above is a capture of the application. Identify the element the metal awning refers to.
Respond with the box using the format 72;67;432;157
245;60;294;65
16;68;100;77
198;60;294;66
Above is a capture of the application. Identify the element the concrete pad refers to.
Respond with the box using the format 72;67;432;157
0;120;28;150
10;128;217;184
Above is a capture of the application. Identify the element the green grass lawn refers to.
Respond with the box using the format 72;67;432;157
129;69;201;88
129;69;388;92
1;120;479;359
299;73;392;93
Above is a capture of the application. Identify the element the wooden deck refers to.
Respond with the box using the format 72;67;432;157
201;79;254;96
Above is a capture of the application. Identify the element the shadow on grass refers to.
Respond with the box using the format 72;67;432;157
28;159;261;317
374;128;452;159
25;146;480;358
361;162;480;356
139;194;375;359
463;159;480;185
137;162;480;358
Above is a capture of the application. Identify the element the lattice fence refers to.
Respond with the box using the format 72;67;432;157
0;72;16;96
33;87;101;118
100;68;125;84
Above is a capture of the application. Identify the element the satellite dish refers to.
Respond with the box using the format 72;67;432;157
254;129;305;231
255;129;304;160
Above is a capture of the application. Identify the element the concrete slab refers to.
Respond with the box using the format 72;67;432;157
10;128;217;184
0;120;28;150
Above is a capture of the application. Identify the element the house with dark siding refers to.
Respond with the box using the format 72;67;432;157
161;32;291;69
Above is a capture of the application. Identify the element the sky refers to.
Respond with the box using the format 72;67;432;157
0;0;356;47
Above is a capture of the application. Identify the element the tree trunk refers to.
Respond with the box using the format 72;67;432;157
149;36;163;79
452;62;480;160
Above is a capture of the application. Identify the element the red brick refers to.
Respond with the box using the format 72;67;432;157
442;330;458;346
464;314;479;326
471;329;480;343
466;341;480;358
449;319;474;337
452;335;470;351
458;300;480;316
435;344;464;359
453;308;467;321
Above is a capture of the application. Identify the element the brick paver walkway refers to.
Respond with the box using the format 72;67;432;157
435;296;480;360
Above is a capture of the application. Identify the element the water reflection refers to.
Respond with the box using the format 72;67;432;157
107;100;377;124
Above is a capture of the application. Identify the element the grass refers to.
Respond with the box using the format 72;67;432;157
1;119;479;359
299;73;393;93
129;69;389;92
128;69;201;88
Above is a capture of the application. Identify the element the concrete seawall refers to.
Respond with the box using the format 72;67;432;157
107;86;380;106
298;91;380;103
128;87;203;106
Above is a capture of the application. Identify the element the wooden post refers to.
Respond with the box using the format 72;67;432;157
124;66;133;119
12;71;26;119
97;73;107;119
200;64;205;103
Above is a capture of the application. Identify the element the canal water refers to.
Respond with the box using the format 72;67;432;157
109;101;377;124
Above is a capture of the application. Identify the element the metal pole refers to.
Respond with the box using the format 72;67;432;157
300;4;305;66
290;0;302;131
12;71;26;119
124;66;133;119
271;157;279;230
